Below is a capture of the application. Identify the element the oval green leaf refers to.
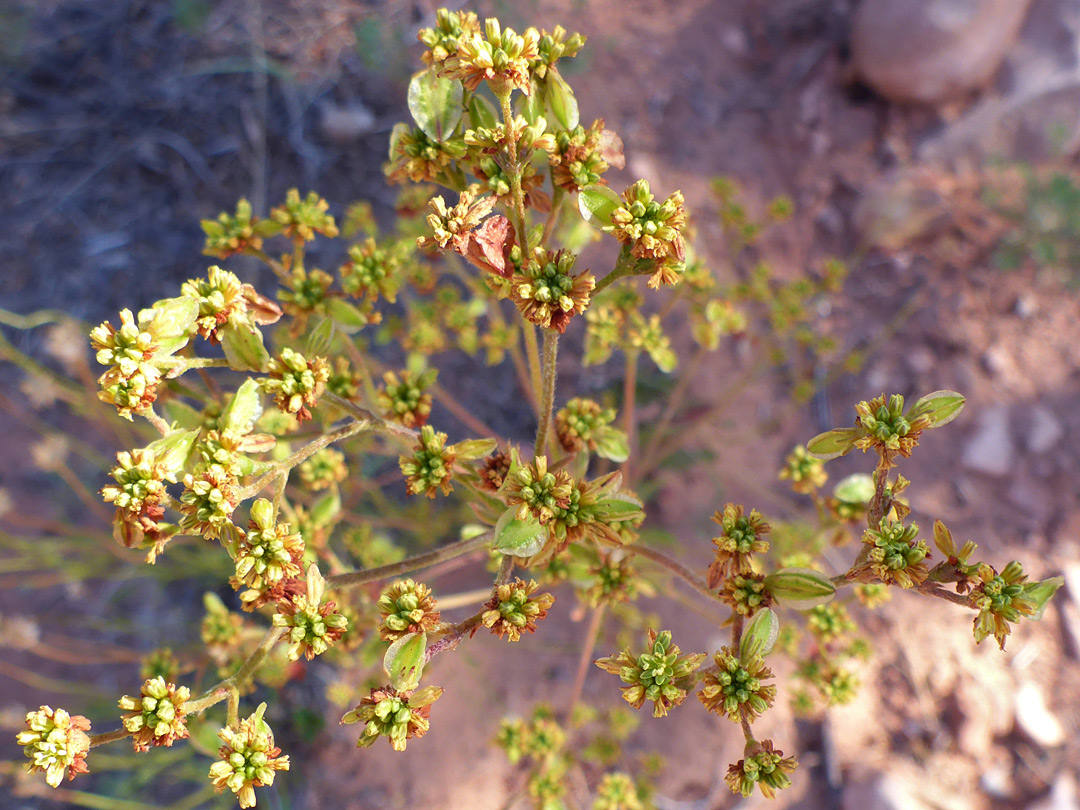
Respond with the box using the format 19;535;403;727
407;69;464;143
806;427;860;460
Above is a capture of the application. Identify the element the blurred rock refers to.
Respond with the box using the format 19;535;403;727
1025;406;1064;455
843;769;975;810
1013;681;1066;747
962;404;1014;476
1027;774;1079;810
319;102;376;143
851;0;1034;105
1014;293;1039;319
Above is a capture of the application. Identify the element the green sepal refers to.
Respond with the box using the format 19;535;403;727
908;390;966;428
493;507;549;558
544;72;579;130
145;428;200;477
578;184;621;226
806;427;860;460
220;379;263;437
452;438;499;462
384;631;427;692
220;324;270;372
740;607;779;660
407;69;464;142
326;298;370;333
592;426;629;463
764;568;836;611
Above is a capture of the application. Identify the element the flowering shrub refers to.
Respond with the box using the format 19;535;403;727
1;8;1064;808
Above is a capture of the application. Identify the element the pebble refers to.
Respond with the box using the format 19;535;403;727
961;404;1014;477
1026;406;1064;455
851;0;1034;104
318;102;376;143
1026;775;1080;810
1014;293;1039;319
1013;681;1066;748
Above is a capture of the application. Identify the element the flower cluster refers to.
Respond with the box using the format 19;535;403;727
854;394;929;459
779;444;827;494
208;705;289;809
377;369;436;428
179;464;239;540
259;348;330;422
118;677;190;751
297;448;347;490
698;646;776;722
605;181;688;274
270;189;338;243
550;119;623;192
229;499;305;598
595;630;704;718
719;573;771;616
272;567;349;661
724;740;797;799
861;518;930;589
340;238;401;303
181;265;281;341
510;248;594;333
440;17;539;96
341;685;443;751
971;561;1037;650
17;706;92;788
482;578;555;641
706;504;771;587
418;8;480;66
503;455;574;524
201;199;276;259
400;425;457;497
555;397;616;454
378;579;442;641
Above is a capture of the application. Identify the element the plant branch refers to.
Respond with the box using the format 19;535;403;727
534;330;559;457
624;545;718;602
327;532;491;590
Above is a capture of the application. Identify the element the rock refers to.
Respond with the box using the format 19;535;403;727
1027;774;1080;810
318;102;376;143
851;0;1035;105
1013;681;1066;748
962;404;1014;477
1014;293;1039;319
1026;406;1064;455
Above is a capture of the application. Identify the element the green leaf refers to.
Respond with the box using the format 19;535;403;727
806;427;860;460
764;568;836;611
492;508;549;558
220;379;263;436
146;429;199;477
452;438;498;462
306;317;335;357
1024;576;1064;620
467;94;498;129
578;184;622;226
161;399;203;430
593;492;644;522
908;390;966;428
221;325;270;371
544;73;579;130
740;607;779;660
833;473;875;505
519;85;544;124
592;426;629;463
407;69;463;142
310;489;341;529
326;298;370;334
141;296;198;350
384;632;427;692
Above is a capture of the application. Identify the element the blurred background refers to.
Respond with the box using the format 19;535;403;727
1;1;1079;808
